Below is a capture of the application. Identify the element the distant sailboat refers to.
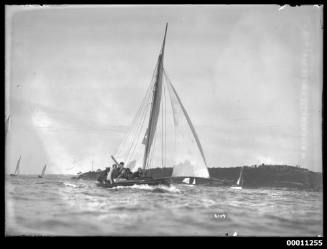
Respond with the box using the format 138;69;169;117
38;164;47;178
182;177;190;184
231;167;244;189
5;114;10;138
10;155;21;177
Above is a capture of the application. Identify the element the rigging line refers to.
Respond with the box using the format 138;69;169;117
161;83;164;168
164;79;167;167
125;80;154;163
163;69;177;164
164;69;208;167
163;84;166;167
115;60;159;158
122;58;160;161
126;95;151;164
127;109;148;161
162;79;166;167
116;82;153;158
124;108;147;162
122;79;154;161
125;90;152;163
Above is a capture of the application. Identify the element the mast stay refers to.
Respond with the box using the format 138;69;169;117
164;70;209;178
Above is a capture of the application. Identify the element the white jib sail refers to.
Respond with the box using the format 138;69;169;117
165;73;209;178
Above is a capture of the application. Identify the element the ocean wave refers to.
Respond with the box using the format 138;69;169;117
152;185;181;193
6;175;322;236
63;182;77;188
108;184;181;193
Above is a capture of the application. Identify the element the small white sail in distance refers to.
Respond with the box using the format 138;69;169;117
182;178;190;184
236;177;241;186
236;167;244;186
14;156;21;175
41;164;47;177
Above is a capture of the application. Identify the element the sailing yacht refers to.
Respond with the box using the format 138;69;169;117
230;167;244;189
10;155;21;177
38;164;47;178
98;23;209;188
7;116;24;178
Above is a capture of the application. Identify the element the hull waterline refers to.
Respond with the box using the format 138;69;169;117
97;177;171;188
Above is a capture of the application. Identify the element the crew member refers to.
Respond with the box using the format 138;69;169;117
133;167;144;178
106;164;117;184
97;167;110;184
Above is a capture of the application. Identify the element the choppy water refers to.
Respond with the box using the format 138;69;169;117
5;175;322;236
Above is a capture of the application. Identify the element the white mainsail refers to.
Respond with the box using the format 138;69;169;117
113;24;209;179
142;24;167;170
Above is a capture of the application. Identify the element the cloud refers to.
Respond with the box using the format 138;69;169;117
6;6;322;173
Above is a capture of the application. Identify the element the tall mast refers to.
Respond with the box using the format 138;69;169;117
160;23;168;59
142;23;168;170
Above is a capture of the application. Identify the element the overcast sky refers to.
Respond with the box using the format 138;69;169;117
5;5;322;174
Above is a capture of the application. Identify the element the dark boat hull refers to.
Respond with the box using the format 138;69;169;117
38;175;43;178
97;177;171;188
10;174;17;177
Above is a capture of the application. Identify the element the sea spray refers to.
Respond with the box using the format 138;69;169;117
109;184;181;193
